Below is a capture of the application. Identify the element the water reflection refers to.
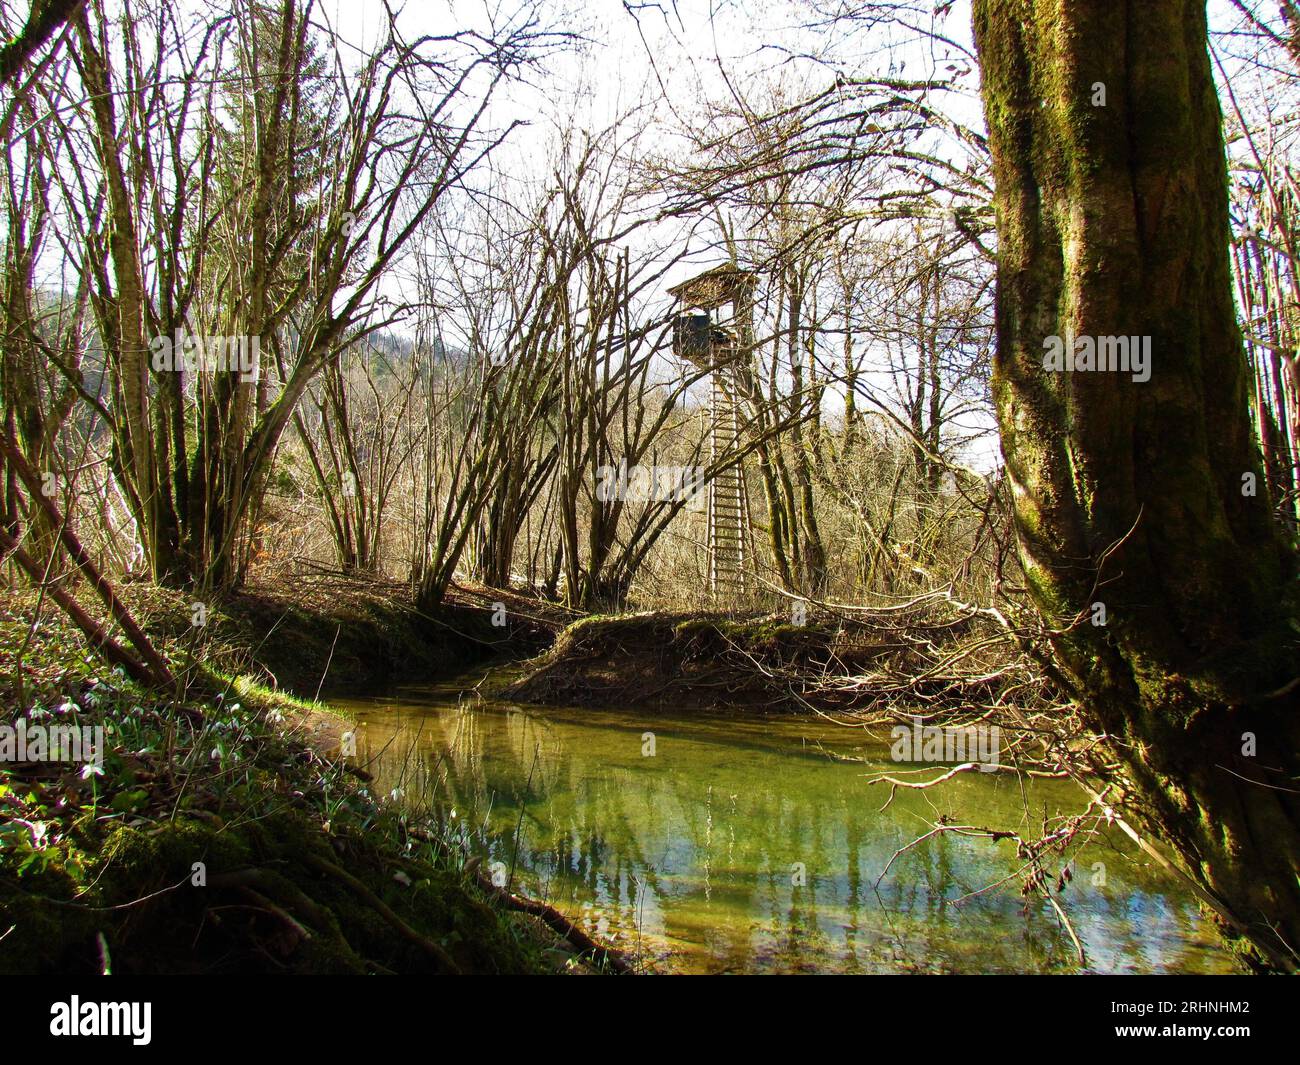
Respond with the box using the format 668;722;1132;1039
341;691;1235;974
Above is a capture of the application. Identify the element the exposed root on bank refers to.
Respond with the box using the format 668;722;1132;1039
466;863;636;975
300;852;462;973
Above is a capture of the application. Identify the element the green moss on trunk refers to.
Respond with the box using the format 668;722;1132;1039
974;0;1300;970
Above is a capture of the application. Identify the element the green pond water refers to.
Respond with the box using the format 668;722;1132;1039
338;683;1237;975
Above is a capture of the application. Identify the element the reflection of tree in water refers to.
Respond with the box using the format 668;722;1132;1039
349;698;1233;974
361;704;676;949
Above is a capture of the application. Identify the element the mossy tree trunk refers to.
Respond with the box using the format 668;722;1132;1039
973;0;1300;969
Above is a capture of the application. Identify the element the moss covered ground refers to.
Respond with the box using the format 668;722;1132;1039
0;581;595;975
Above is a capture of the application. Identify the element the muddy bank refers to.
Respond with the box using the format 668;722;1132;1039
500;610;984;712
121;576;566;699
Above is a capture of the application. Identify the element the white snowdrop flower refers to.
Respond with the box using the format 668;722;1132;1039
55;700;78;715
80;764;105;780
393;870;412;887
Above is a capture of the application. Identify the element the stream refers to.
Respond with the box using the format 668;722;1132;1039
336;680;1236;974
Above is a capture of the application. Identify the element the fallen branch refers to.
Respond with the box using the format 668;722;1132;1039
0;434;174;689
0;527;159;687
468;866;635;974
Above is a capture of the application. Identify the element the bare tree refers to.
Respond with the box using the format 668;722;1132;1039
26;0;563;591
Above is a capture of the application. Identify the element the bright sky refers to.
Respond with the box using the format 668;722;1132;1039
306;0;1281;473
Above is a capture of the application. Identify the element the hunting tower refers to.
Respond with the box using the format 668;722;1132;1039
668;264;757;599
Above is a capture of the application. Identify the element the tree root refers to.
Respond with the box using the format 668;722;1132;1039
468;867;635;974
209;867;371;971
300;853;462;974
235;886;313;946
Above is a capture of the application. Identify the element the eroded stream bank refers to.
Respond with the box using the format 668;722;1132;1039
339;680;1237;975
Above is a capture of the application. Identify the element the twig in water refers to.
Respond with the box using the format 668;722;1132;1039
508;743;540;895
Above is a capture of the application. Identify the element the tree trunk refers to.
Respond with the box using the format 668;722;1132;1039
973;0;1300;970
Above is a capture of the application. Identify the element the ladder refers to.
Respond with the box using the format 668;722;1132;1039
708;367;747;598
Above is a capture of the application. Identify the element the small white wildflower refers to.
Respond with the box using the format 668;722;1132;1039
389;788;402;802
54;701;78;714
393;870;412;887
80;764;105;780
